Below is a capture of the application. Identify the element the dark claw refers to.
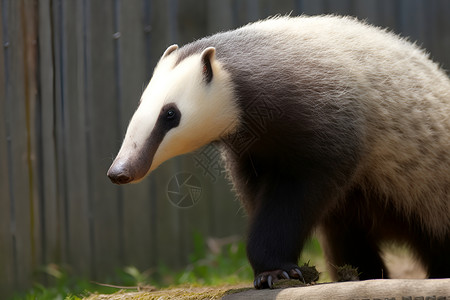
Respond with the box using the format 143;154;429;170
267;275;273;289
254;266;306;289
294;268;306;284
254;276;262;289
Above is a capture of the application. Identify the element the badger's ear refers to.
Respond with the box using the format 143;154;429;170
162;44;178;58
201;47;216;84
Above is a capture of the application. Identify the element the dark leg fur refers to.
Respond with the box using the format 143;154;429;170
320;188;388;280
322;188;450;280
247;186;305;288
425;237;450;278
407;224;450;278
321;217;387;280
245;174;332;289
221;105;361;288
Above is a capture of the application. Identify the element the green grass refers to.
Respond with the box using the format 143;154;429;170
10;264;121;300
174;233;253;286
11;234;325;300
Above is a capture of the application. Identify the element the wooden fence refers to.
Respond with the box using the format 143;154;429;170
1;0;449;297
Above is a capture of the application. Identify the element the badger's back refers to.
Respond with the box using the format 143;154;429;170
178;15;450;236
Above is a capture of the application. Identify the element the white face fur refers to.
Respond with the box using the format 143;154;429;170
107;45;239;184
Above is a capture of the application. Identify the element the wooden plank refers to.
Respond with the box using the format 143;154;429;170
244;0;261;22
352;0;379;24
50;0;70;270
2;0;34;292
421;1;438;66
177;0;208;45
324;0;353;15
79;0;98;278
439;0;450;72
231;0;261;27
259;0;297;17
0;1;16;295
37;0;62;275
207;0;234;33
374;0;399;30
118;0;155;270
22;0;42;284
148;0;172;68
177;156;212;264
299;0;325;15
209;167;246;237
87;0;122;279
13;0;35;290
152;163;187;269
427;0;450;73
59;0;92;277
398;0;426;44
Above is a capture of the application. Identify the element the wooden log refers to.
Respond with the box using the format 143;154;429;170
224;279;450;300
85;279;450;299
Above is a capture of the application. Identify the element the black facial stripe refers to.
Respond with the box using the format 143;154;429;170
135;103;182;175
147;103;181;151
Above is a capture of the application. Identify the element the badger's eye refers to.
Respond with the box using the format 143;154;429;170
167;109;176;119
160;103;180;129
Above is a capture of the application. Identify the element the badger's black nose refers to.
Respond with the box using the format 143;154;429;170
107;162;133;185
108;172;132;185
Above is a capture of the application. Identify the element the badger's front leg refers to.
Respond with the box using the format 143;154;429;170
246;179;319;289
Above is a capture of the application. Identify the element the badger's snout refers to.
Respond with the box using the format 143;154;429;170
107;160;135;185
107;152;153;185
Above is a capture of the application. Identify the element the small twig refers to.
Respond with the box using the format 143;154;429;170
91;281;157;292
91;281;139;290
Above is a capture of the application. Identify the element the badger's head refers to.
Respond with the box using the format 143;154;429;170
107;45;239;184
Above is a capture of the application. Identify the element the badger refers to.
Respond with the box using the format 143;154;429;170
107;15;450;289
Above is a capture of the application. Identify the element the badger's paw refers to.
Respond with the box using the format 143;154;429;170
253;267;305;289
